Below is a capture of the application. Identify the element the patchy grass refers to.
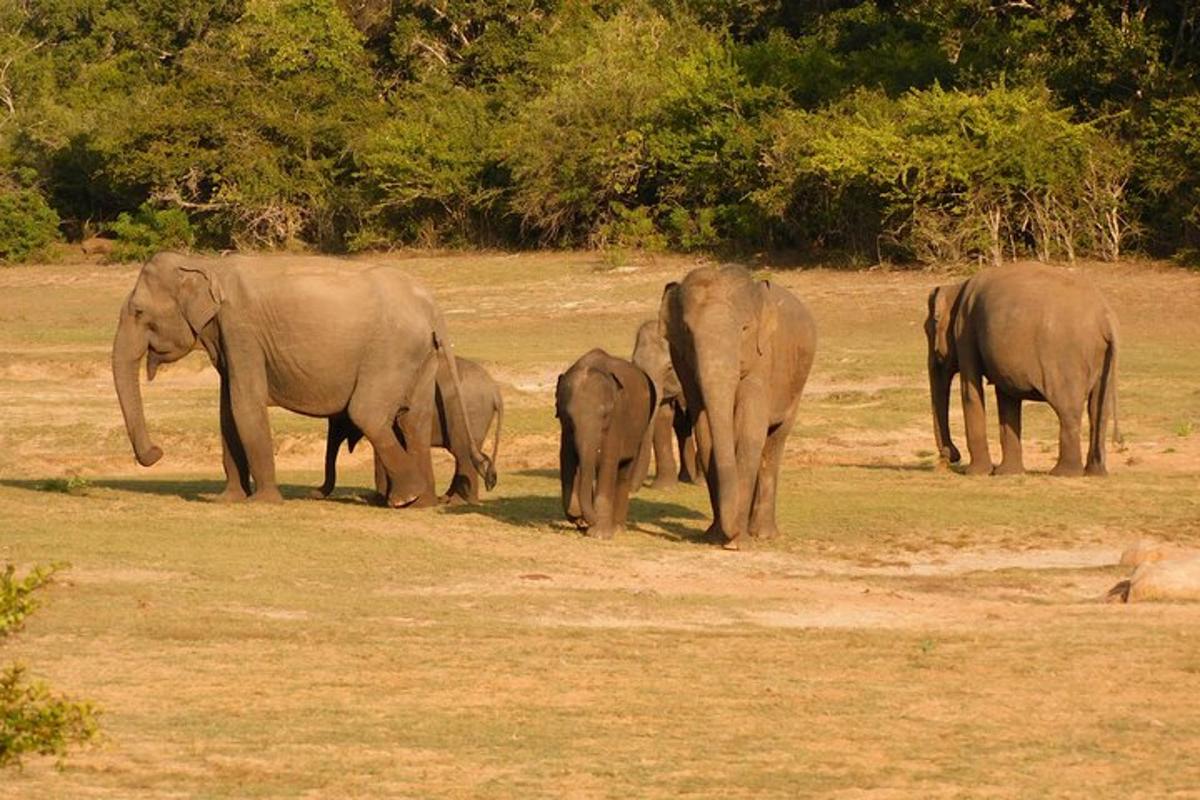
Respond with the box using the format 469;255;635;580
0;254;1198;796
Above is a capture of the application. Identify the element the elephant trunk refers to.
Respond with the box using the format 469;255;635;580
928;355;958;464
112;305;163;467
695;350;740;542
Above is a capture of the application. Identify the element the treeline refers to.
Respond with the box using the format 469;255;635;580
2;0;1198;265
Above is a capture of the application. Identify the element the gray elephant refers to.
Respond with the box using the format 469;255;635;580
112;251;495;505
659;265;817;549
926;262;1119;477
630;320;700;489
314;357;503;504
556;349;657;539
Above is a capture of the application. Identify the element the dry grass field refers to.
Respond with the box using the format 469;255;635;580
1;252;1199;798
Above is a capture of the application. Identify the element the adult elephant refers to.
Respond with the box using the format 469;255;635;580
659;266;817;549
926;262;1119;477
314;357;503;505
630;320;700;490
112;251;495;505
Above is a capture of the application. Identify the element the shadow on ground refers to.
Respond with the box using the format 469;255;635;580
0;478;367;504
445;492;707;536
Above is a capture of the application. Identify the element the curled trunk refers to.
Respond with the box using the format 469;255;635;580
112;308;163;467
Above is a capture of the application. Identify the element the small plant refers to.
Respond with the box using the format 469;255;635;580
0;564;62;638
106;203;195;263
35;475;90;496
0;665;98;769
1174;420;1194;438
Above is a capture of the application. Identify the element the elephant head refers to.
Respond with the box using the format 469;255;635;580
659;266;775;536
112;252;222;467
631;320;681;402
925;282;964;464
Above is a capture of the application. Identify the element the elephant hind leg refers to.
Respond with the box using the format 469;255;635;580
993;389;1025;476
1048;397;1086;477
749;415;795;541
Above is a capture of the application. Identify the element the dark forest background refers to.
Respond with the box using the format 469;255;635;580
2;0;1198;265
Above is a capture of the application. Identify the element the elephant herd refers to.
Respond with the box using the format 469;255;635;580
113;253;1120;551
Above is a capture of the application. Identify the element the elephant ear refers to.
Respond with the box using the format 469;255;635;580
657;282;680;339
754;281;777;356
178;264;224;333
928;284;958;360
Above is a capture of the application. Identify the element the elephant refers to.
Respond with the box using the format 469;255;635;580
629;320;701;489
313;356;503;504
112;251;495;505
556;348;657;539
659;265;817;550
926;261;1120;477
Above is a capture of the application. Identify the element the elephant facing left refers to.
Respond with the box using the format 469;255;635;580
111;251;495;504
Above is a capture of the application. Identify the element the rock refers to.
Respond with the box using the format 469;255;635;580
80;237;114;255
1108;554;1200;603
1118;539;1174;567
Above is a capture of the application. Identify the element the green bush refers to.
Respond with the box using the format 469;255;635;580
757;84;1130;264
0;187;60;264
107;203;196;262
0;564;60;637
0;665;98;769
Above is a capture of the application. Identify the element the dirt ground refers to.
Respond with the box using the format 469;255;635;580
1;252;1198;798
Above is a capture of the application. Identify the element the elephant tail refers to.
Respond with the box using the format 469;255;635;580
489;385;503;482
431;313;497;491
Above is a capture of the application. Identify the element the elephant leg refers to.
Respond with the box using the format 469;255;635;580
959;356;992;476
588;447;620;540
227;371;282;503
612;456;637;533
993;389;1025;476
394;413;438;509
1049;397;1085;477
723;379;770;548
630;420;654;493
560;432;583;526
312;415;347;499
216;374;251;502
649;405;678;489
371;449;388;505
441;449;478;505
349;389;422;509
1085;384;1108;477
749;415;795;540
676;408;700;484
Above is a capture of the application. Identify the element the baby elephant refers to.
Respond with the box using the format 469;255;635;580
314;357;502;504
556;349;657;539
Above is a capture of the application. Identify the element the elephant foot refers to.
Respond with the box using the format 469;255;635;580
749;524;779;541
1085;462;1108;478
649;476;678;490
941;444;962;464
387;492;420;508
587;525;616;541
964;460;993;476
308;486;333;500
1049;462;1085;478
214;487;248;503
250;486;284;503
992;461;1025;476
438;492;471;506
721;536;741;551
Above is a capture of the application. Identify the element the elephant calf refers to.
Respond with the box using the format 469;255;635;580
556;349;657;539
314;357;503;504
926;261;1120;477
630;320;701;490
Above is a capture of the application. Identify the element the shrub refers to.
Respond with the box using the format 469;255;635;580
107;203;195;262
0;665;98;769
0;564;60;637
0;187;60;264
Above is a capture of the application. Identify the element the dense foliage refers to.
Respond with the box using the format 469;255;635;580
2;0;1198;263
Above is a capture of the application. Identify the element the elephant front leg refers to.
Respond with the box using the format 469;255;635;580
216;374;251;502
748;415;795;541
725;381;770;549
587;442;620;540
959;358;993;476
648;404;678;489
675;405;700;484
993;389;1025;476
311;416;346;499
229;375;282;503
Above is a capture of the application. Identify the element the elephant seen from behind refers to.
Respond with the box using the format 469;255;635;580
313;357;503;504
659;265;817;550
926;261;1119;477
556;349;657;539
